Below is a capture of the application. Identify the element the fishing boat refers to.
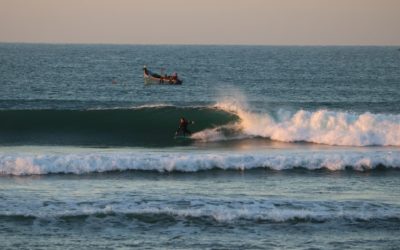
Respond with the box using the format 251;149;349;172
143;66;183;85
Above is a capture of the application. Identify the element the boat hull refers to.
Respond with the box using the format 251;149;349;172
144;73;182;85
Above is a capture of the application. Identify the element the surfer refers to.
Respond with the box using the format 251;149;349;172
175;117;194;137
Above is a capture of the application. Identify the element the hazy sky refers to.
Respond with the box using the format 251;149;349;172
0;0;399;45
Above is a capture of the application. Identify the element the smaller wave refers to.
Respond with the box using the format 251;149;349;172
1;199;399;224
1;150;400;175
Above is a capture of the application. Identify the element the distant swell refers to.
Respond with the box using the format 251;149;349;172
1;150;400;175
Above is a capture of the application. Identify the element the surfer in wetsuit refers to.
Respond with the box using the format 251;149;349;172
175;117;193;136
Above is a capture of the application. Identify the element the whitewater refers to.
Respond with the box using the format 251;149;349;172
194;100;400;146
1;146;400;175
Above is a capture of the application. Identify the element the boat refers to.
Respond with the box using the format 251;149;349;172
143;66;183;85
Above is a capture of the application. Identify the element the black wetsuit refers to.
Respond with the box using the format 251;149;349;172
176;119;191;136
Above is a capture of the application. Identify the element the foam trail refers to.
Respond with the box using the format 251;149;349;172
1;150;400;175
196;100;400;146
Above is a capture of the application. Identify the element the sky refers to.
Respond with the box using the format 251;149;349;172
0;0;399;45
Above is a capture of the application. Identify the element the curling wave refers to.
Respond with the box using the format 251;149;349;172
0;106;237;146
1;101;400;147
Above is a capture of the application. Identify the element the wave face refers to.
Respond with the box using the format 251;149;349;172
0;106;237;146
1;150;399;175
192;101;400;146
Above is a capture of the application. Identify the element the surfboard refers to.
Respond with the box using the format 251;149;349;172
174;135;191;140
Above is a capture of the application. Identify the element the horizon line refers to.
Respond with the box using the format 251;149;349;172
1;41;400;47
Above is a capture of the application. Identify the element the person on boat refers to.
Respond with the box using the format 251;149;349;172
175;117;193;136
143;66;161;78
168;72;178;84
164;73;173;83
143;66;149;75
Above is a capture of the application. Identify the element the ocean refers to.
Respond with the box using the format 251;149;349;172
1;44;400;249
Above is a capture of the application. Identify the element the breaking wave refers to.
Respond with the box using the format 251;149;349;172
192;100;400;146
1;99;400;147
1;150;400;175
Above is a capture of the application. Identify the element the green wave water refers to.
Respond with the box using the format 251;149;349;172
0;106;238;146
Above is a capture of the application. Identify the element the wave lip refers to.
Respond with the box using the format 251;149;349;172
1;150;400;175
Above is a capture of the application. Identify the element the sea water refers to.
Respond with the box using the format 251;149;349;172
1;44;400;249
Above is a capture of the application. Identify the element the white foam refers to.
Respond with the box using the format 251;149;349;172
201;100;400;146
1;149;399;175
